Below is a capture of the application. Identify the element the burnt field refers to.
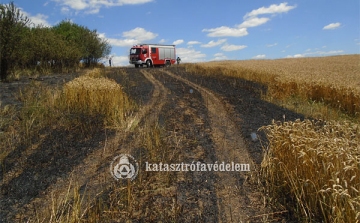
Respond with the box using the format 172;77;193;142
0;64;357;222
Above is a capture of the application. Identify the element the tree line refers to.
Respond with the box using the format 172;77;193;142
0;2;111;80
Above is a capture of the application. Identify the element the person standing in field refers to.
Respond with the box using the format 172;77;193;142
109;57;112;67
176;57;181;65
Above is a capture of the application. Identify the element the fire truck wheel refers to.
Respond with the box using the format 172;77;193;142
146;60;152;68
135;64;139;68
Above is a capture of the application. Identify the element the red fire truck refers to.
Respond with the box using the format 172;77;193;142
129;44;176;68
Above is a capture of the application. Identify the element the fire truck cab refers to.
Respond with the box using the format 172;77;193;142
129;44;176;68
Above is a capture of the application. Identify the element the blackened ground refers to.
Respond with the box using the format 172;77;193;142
153;70;219;222
168;67;305;164
0;66;303;222
0;73;88;222
0;73;81;109
0;125;110;222
106;68;154;106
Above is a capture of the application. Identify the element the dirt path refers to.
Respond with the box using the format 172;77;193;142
125;70;169;131
1;67;287;222
161;70;267;222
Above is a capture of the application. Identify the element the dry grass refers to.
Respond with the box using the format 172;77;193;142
62;69;133;127
10;68;133;141
185;54;360;120
260;119;360;222
184;55;360;222
15;68;177;222
43;123;178;223
0;68;134;188
83;124;178;222
0;104;19;171
2;68;175;223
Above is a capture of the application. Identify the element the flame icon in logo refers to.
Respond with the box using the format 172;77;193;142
110;154;138;181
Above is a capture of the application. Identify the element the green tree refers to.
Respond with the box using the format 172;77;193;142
0;6;111;79
0;1;30;80
53;20;111;67
24;26;82;72
81;29;111;67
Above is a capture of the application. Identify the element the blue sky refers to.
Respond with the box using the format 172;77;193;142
2;0;359;66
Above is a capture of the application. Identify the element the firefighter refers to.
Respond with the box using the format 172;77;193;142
176;57;181;65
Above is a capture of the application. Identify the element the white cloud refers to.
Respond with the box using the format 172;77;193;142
202;26;248;37
173;39;184;45
323;22;341;30
99;55;130;66
293;54;304;58
201;39;227;48
244;2;297;19
55;0;87;10
286;50;344;58
253;54;266;59
315;50;344;55
85;8;100;14
61;6;70;14
212;53;228;61
107;38;138;47
116;0;154;5
187;41;202;45
101;27;157;47
123;27;157;40
29;14;51;27
159;39;166;43
286;54;304;58
111;56;129;66
176;48;206;63
221;44;247;51
266;43;278;47
52;0;153;13
238;17;270;28
21;9;51;27
203;3;296;38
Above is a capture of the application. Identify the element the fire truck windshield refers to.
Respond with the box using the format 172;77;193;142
130;48;141;55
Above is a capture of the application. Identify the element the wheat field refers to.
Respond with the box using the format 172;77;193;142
185;54;360;119
196;55;360;91
261;119;360;222
184;55;360;222
63;69;133;127
1;59;358;222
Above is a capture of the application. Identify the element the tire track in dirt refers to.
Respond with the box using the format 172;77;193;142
125;70;169;130
10;69;170;222
161;70;266;222
152;70;220;222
